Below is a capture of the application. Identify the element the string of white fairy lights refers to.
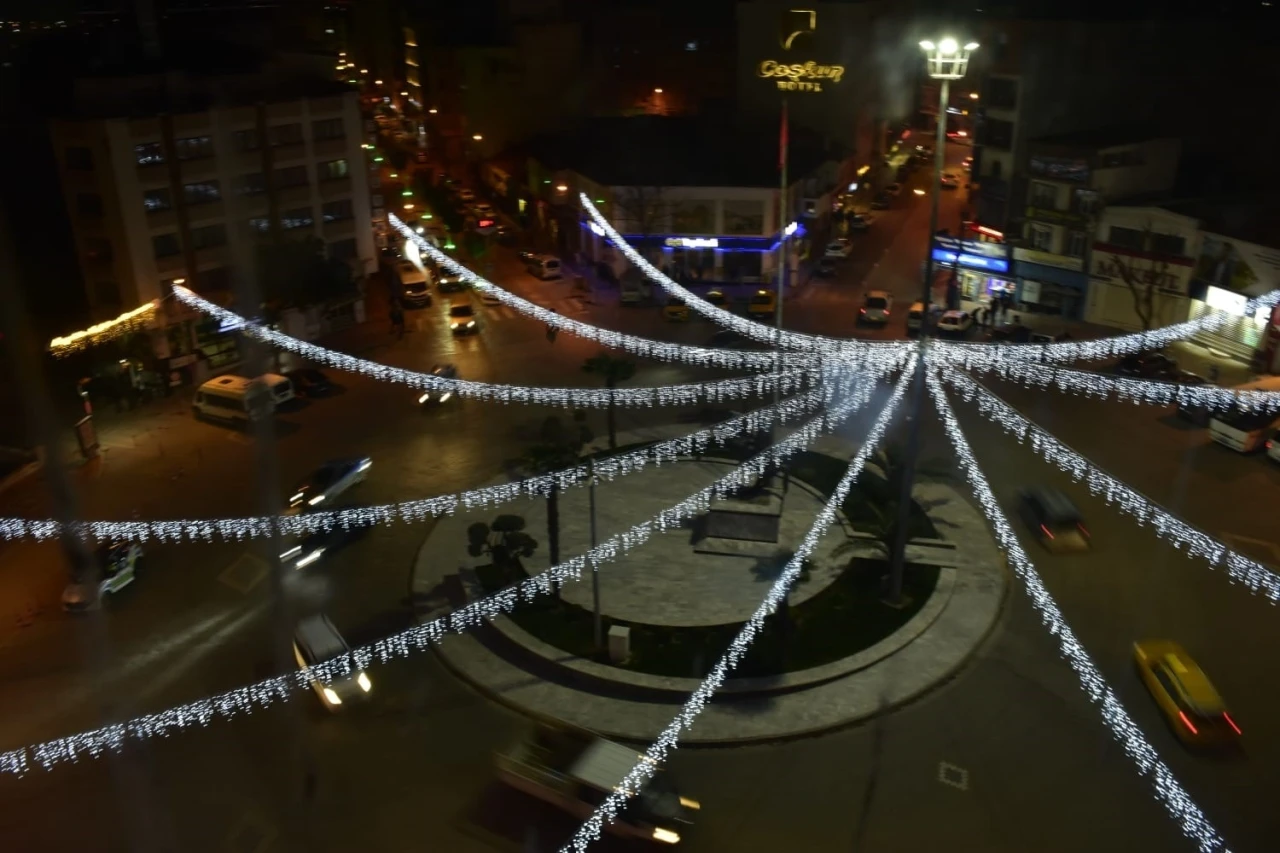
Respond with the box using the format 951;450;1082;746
388;214;849;370
0;388;832;544
941;367;1280;603
0;367;878;776
953;357;1280;415
173;286;825;409
578;195;888;355
935;289;1280;367
563;357;913;852
926;368;1230;853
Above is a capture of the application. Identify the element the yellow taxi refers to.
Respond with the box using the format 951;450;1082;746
663;297;690;321
1133;640;1241;747
747;289;776;317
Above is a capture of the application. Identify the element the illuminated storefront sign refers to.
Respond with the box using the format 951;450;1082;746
665;237;719;248
932;249;1010;274
934;235;1009;260
757;60;845;93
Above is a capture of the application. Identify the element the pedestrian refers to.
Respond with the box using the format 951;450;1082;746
989;296;1000;326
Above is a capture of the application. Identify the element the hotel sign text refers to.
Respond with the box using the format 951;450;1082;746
757;60;845;93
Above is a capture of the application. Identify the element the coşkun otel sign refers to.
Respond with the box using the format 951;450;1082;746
760;9;843;93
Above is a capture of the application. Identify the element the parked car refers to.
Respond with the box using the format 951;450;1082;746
814;258;838;278
284;368;333;398
747;289;776;317
935;310;974;336
1115;351;1178;378
940;173;960;189
859;290;893;325
494;225;517;247
847;214;872;231
402;280;432;308
906;300;928;333
885;182;903;196
663;297;690;322
62;542;143;611
472;202;495;219
287;458;372;513
1017;487;1090;553
703;290;728;309
457;188;476;203
449;303;480;335
987;323;1033;343
824;240;852;259
1133;640;1241;748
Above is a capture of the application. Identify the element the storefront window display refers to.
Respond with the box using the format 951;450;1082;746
956;269;1014;302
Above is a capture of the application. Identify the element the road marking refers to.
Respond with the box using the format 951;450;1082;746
224;812;276;853
937;761;969;791
219;553;271;594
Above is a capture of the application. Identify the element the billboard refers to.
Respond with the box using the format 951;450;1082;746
1191;233;1280;298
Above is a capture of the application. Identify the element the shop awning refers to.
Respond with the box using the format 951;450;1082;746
1014;259;1087;290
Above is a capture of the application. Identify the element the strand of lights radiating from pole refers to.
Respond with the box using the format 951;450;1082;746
0;370;876;777
562;357;913;852
934;289;1280;368
0;387;832;543
953;356;1280;416
940;368;1280;602
926;369;1231;853
389;214;841;371
173;285;827;409
578;195;889;356
48;300;158;356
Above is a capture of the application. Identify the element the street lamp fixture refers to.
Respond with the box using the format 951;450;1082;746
555;183;568;193
970;92;980;100
400;91;408;96
913;188;926;196
472;134;483;141
654;87;664;94
374;79;383;85
428;108;438;114
919;38;979;80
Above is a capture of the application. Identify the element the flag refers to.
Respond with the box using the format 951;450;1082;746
779;101;789;173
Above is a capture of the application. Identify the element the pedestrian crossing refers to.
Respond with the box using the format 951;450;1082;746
480;296;592;322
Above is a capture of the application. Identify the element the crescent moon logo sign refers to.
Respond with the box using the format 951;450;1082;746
780;9;817;51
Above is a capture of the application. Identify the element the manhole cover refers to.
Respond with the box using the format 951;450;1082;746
938;761;969;791
219;553;270;594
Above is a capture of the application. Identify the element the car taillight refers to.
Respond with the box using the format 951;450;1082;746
1223;713;1242;735
860;308;866;313
1077;523;1090;538
884;310;890;316
1178;711;1199;735
1039;523;1055;540
1268;440;1274;450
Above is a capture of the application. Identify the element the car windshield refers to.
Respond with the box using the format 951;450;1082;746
751;294;770;305
1216;406;1274;431
866;297;888;309
450;306;474;318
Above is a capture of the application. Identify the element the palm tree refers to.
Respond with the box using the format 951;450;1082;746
514;413;592;566
582;352;636;450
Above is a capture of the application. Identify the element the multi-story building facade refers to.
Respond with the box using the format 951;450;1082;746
50;69;374;378
1084;205;1200;332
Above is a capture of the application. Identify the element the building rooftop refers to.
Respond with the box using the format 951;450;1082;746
1158;196;1280;248
523;116;832;188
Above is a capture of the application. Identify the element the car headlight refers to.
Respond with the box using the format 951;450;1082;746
466;320;475;328
357;672;372;692
679;796;701;810
322;687;342;706
652;827;681;844
289;492;305;504
295;547;325;569
439;392;452;402
357;459;372;473
450;322;459;329
280;545;302;560
307;494;326;506
418;392;430;404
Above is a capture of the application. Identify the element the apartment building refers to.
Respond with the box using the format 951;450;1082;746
50;70;374;376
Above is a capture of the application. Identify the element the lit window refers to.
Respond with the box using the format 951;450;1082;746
135;142;165;166
322;199;353;222
143;188;172;212
281;208;314;230
312;118;345;141
318;159;349;181
174;136;213;161
183;181;222;205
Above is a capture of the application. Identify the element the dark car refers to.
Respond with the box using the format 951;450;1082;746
1017;487;1090;553
287;458;372;513
419;363;459;406
285;368;333;398
987;323;1033;344
494;225;518;247
1115;351;1178;378
437;274;468;293
280;519;370;569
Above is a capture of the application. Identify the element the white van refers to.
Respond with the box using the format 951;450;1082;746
526;254;563;280
193;375;273;425
1206;376;1280;452
258;373;295;405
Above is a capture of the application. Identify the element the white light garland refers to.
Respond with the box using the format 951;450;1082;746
927;369;1231;853
940;368;1280;602
935;289;1280;367
389;214;834;371
562;358;914;852
951;356;1280;416
578;195;899;356
0;368;878;777
49;300;158;356
0;389;830;544
173;286;828;409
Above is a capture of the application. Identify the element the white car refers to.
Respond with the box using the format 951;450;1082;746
847;214;871;231
287;458;372;513
62;542;143;611
860;291;893;325
824;240;852;259
293;615;372;711
936;310;974;336
940;173;960;189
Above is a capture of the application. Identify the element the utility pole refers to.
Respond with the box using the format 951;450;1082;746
773;96;791;494
589;458;602;651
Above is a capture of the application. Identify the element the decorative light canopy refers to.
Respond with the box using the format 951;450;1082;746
49;301;158;356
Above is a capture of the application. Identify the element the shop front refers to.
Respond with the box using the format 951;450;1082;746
1012;248;1088;319
931;236;1013;305
1187;232;1280;366
583;225;806;288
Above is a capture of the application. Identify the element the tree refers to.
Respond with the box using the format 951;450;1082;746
466;514;538;566
582;353;636;450
1106;239;1175;332
613;186;669;236
255;237;355;314
512;413;592;566
834;444;952;569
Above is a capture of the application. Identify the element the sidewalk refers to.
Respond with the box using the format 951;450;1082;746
414;427;1007;744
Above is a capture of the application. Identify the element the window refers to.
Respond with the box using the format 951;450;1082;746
271;123;304;147
77;193;103;218
233;128;260;152
174;136;213;160
318;159;349;181
1029;181;1058;209
1029;225;1054;251
189;223;227;250
238;172;266;195
986;77;1018;110
281;207;313;229
982;118;1014;150
1066;230;1088;258
135;142;165;166
1150;233;1187;257
84;238;114;263
321;199;353;222
1074;190;1100;217
248;217;271;233
183;180;222;205
329;238;358;261
66;147;93;170
723;200;765;235
153;233;181;258
1107;226;1145;251
143;188;172;212
312;118;345;141
275;165;308;188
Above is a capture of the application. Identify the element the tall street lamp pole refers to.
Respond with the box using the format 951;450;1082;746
774;97;792;493
885;37;978;605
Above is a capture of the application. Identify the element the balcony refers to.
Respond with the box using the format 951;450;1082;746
1024;205;1087;228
